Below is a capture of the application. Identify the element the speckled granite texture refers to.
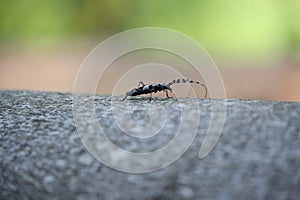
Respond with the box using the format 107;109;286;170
1;90;300;199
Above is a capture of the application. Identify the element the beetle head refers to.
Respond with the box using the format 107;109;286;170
126;88;139;96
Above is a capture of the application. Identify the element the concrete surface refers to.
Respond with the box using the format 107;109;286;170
0;90;300;199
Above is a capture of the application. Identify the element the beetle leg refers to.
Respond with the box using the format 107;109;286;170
149;93;152;102
122;95;128;101
138;81;145;87
165;90;171;98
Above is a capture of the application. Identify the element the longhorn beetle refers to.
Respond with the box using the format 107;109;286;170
122;78;208;101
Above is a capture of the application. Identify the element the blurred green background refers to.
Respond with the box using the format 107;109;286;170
0;0;300;100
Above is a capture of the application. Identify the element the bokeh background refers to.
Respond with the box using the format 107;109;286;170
0;0;299;101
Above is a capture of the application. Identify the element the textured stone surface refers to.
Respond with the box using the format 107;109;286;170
1;90;300;199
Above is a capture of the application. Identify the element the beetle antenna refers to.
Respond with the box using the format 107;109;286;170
168;78;208;98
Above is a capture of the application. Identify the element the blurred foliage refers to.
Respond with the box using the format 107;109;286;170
0;0;299;61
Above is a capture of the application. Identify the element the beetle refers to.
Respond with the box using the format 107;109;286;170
122;78;207;101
